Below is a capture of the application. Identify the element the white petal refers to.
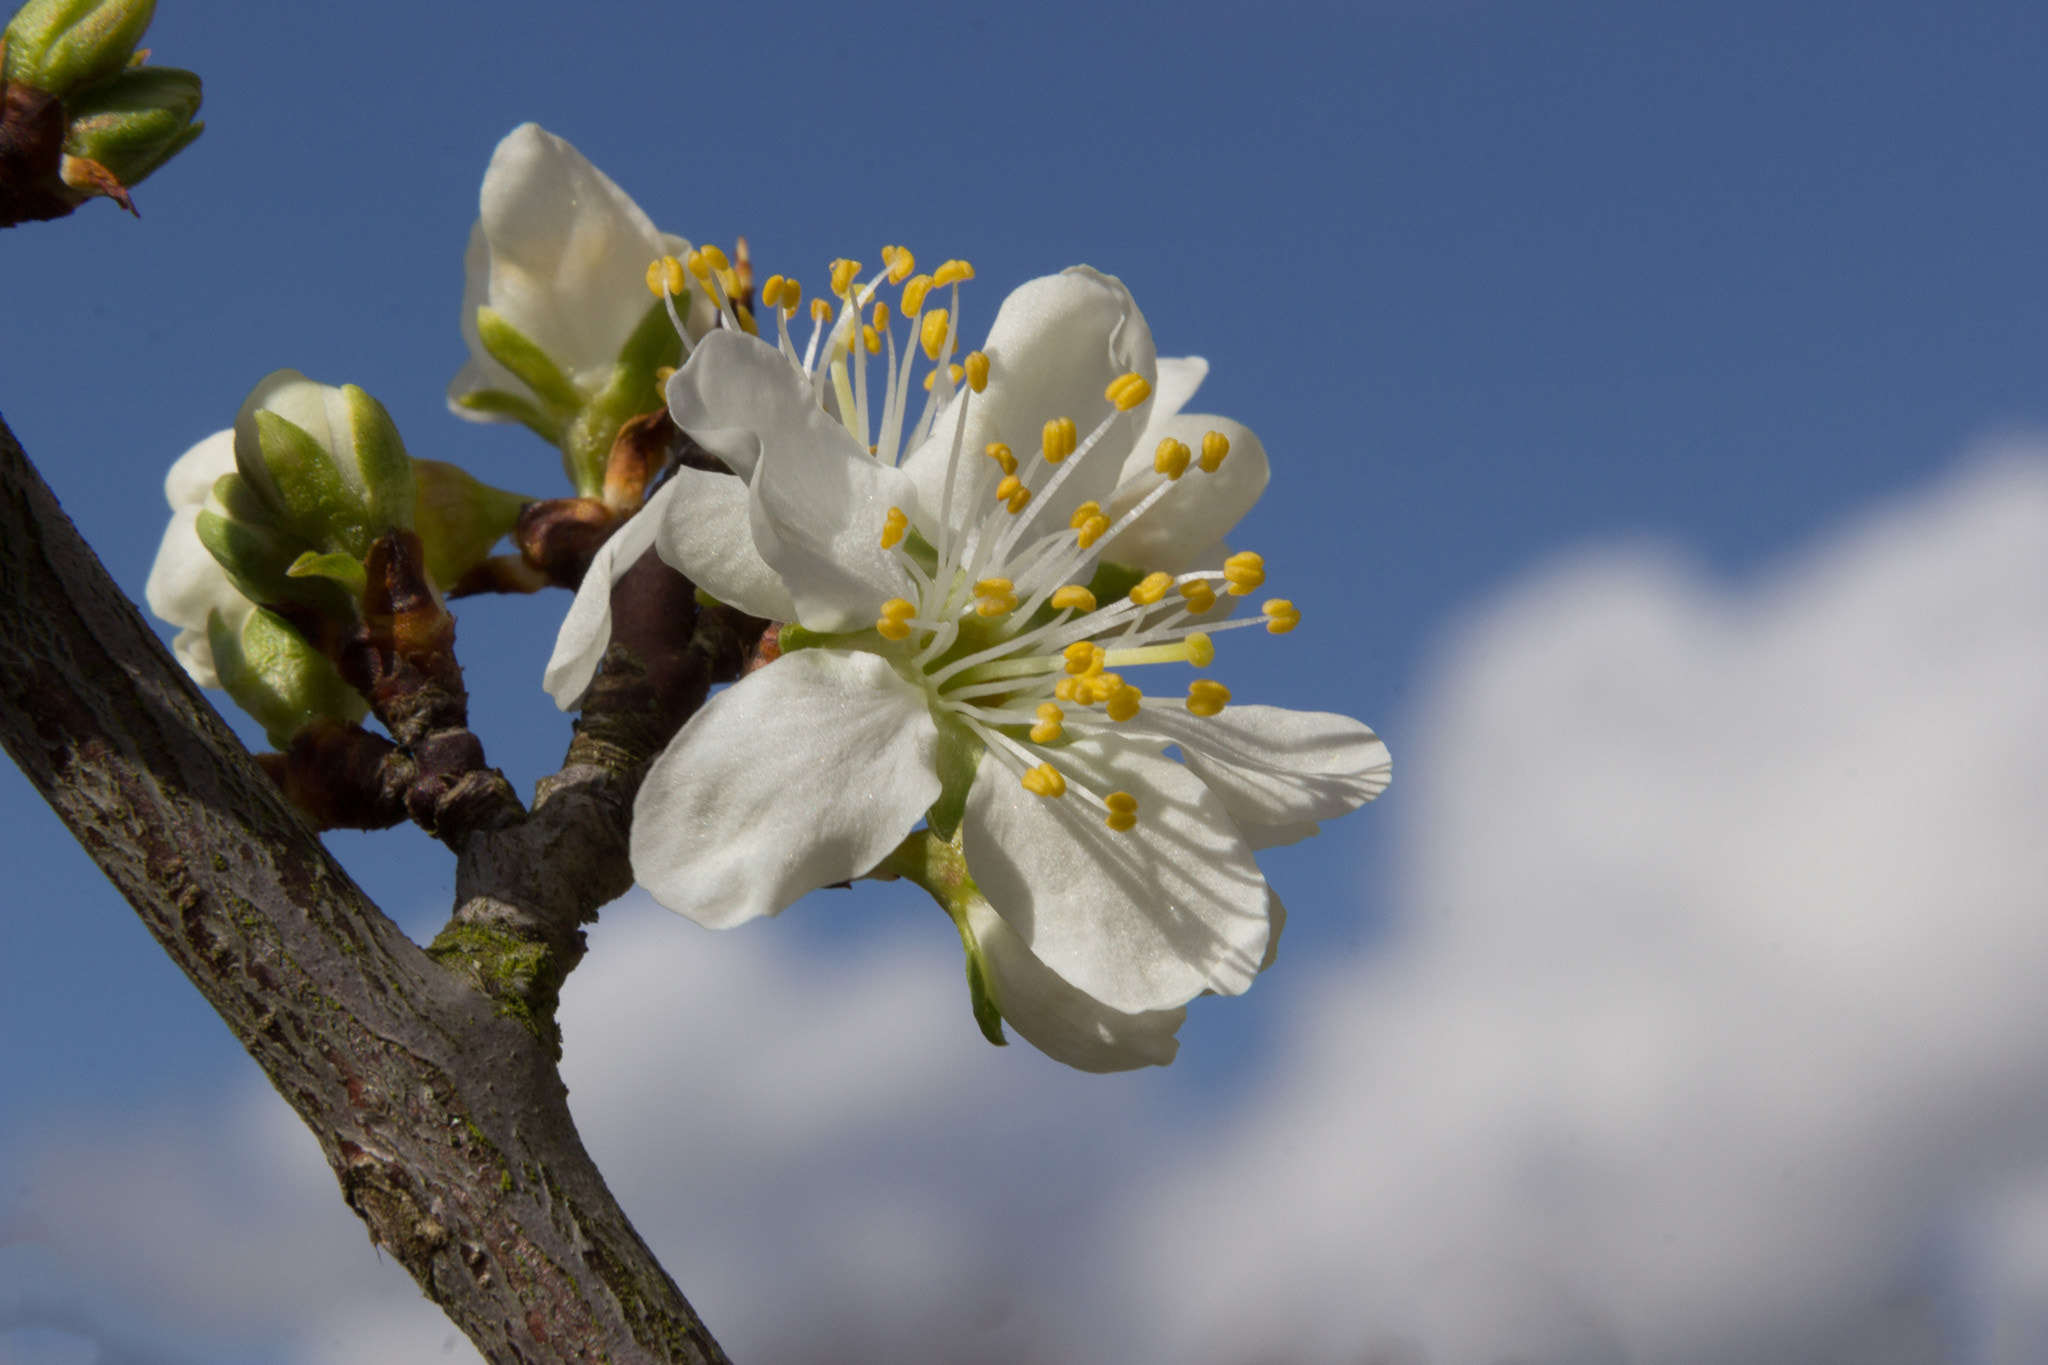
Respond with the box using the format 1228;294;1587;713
163;428;237;510
1149;355;1208;423
460;124;672;396
1245;821;1321;851
145;505;249;635
541;480;676;709
964;898;1186;1072
901;266;1158;544
233;369;355;502
1107;415;1270;573
961;731;1271;1013
1138;703;1392;837
447;220;515;420
652;465;797;622
170;626;224;689
631;650;941;927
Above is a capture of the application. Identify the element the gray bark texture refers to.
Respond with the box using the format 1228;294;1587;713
0;414;735;1364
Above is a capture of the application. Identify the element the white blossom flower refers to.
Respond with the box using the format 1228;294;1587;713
547;259;1389;1069
145;428;249;687
446;123;712;455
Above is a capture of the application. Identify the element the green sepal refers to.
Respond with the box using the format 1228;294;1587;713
559;299;684;497
249;409;368;554
196;492;355;622
1084;559;1148;607
287;550;368;595
208;606;365;749
475;307;586;416
340;384;415;533
2;0;154;97
455;388;564;444
960;930;1009;1048
925;710;983;842
880;830;1008;1050
412;459;530;588
59;65;201;189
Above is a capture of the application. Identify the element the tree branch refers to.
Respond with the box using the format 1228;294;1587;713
0;414;735;1364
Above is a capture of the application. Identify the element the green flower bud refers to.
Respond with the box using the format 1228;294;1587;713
59;64;200;192
2;0;154;98
207;606;367;750
412;459;530;589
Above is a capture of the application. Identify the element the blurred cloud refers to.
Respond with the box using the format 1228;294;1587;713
9;449;2048;1363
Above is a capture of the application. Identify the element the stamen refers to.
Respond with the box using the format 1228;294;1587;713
1104;372;1153;411
920;309;951;360
1103;631;1214;668
1128;572;1174;606
932;259;975;286
862;324;882;354
782;277;803;312
883;245;916;283
700;243;731;274
1021;763;1067;798
1104;791;1139;832
1200;430;1230;472
1187;680;1231;717
1105;683;1143;722
1042;417;1079;463
877;597;917;641
1153;438;1192;480
986;442;1018;476
1049;585;1096;612
1030;703;1065;744
1063;641;1104;675
923;362;965;390
811;298;833;322
1223;551;1266;596
1076;514;1111;548
880;506;909;549
965;350;990;393
901;274;933;316
646;256;687;297
760;275;786;309
1263;599;1301;633
830;258;862;296
974;577;1018;617
1178;578;1218;614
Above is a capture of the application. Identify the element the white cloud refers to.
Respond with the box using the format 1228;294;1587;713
12;450;2048;1364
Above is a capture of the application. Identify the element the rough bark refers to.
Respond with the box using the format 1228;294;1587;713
0;414;735;1364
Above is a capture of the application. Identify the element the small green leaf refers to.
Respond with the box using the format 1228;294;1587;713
286;549;368;595
475;307;586;415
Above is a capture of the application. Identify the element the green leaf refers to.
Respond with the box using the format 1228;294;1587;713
455;388;565;444
475;306;586;415
340;384;415;532
286;550;368;595
412;459;531;588
3;0;154;96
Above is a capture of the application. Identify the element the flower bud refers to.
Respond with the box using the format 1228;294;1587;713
2;0;155;98
207;605;367;749
58;64;201;196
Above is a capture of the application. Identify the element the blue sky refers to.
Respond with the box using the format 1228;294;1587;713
6;3;2048;1361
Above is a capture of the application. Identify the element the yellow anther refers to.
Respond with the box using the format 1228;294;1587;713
1103;791;1139;832
1185;631;1216;667
1050;585;1097;612
685;249;711;280
1105;684;1143;723
830;258;861;296
877;594;916;640
1030;703;1065;745
700;243;731;274
647;255;688;297
880;506;909;550
965;350;990;393
923;363;965;391
974;577;1015;598
1041;416;1078;463
1187;680;1232;717
1178;578;1218;615
1129;572;1174;606
1105;372;1153;411
985;442;1017;475
811;298;833;322
717;267;742;298
877;619;911;641
1223;551;1267;596
863;324;881;354
1154;437;1192;480
1083;671;1125;705
932;258;975;287
1076;514;1111;549
1200;430;1231;472
735;302;758;336
760;274;786;308
901;274;933;316
920;308;951;360
654;364;676;389
1021;762;1067;798
995;475;1024;504
883;245;916;283
872;300;891;328
1262;599;1301;634
1063;641;1098;675
781;278;802;310
1005;484;1033;514
880;597;916;621
975;593;1017;618
1069;501;1101;531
